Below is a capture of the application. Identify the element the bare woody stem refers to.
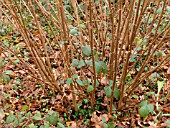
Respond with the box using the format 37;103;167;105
89;0;97;109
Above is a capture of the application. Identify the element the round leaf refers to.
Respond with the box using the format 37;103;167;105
6;112;15;123
139;106;149;118
95;61;102;74
32;112;42;120
81;46;91;56
147;104;154;112
79;24;86;29
71;59;79;66
57;122;65;128
101;61;108;74
102;116;106;123
156;8;162;14
85;60;92;66
108;122;114;127
104;123;108;128
46;112;58;125
76;79;84;86
87;85;94;93
77;60;85;68
66;78;73;85
104;86;112;98
0;108;4;120
166;120;170;126
166;6;170;12
140;101;148;107
157;81;164;95
141;39;147;45
70;28;78;36
5;70;13;75
0;58;5;68
3;74;10;84
114;88;120;99
72;74;78;79
22;105;28;111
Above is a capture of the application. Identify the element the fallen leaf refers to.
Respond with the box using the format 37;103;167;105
0;108;5;120
66;121;76;127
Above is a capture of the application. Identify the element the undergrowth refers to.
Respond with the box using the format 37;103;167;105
0;0;170;127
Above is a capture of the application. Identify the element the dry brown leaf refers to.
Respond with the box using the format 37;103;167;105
101;77;108;86
66;121;77;127
95;125;101;128
148;121;157;128
100;114;109;122
91;112;100;123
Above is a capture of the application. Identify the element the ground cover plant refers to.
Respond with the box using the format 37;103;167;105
0;0;170;127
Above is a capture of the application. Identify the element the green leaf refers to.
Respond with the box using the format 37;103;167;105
156;8;162;14
14;114;23;125
130;54;137;62
104;86;112;98
0;108;5;120
57;122;65;128
109;80;113;86
47;110;55;115
71;59;79;66
66;15;72;23
157;81;164;95
166;120;170;126
104;123;108;128
108;122;114;128
83;80;90;86
136;46;142;51
64;4;71;9
77;60;85;68
28;123;38;128
95;61;102;74
87;85;94;93
3;74;10;84
6;111;15;123
46;112;58;125
139;106;149;118
22;105;28;111
14;59;20;64
102;116;106;123
114;88;120;99
83;99;89;104
95;61;108;74
0;58;5;68
147;104;154;112
28;15;33;20
70;28;78;36
141;39;147;45
40;123;50;128
132;95;138;99
25;112;32;118
32;111;42;120
101;61;108;73
140;101;148;107
66;78;73;85
155;51;163;58
95;80;99;87
166;6;170;12
76;79;84;86
79;24;86;29
136;37;142;45
85;60;92;66
5;70;13;75
81;46;91;56
72;74;78;79
147;91;155;95
24;21;29;27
